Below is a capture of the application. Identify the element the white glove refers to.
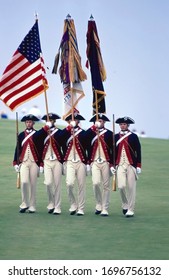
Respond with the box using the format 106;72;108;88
14;165;20;173
110;166;116;175
86;164;91;176
94;121;101;128
70;121;76;127
46;121;52;128
39;166;44;173
136;167;142;174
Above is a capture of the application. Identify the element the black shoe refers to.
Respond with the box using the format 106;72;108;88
53;212;60;215
122;209;128;215
76;210;84;216
125;210;134;218
19;207;28;213
126;214;134;218
70;210;76;215
48;208;54;214
95;209;101;215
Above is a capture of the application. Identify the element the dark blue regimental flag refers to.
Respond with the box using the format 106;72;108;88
86;17;106;115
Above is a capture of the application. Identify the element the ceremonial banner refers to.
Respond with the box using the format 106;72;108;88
52;15;86;119
86;16;106;115
0;20;48;111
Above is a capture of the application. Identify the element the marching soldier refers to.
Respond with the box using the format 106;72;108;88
112;116;142;217
41;113;63;215
61;113;87;216
13;114;48;213
85;113;113;216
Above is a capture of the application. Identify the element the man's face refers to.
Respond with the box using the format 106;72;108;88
25;120;34;129
68;119;79;126
119;123;129;131
74;119;79;126
98;119;105;128
50;119;55;126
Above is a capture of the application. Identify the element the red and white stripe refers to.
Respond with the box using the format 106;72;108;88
0;51;48;111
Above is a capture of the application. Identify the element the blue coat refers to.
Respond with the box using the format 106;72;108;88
13;128;48;167
85;126;114;165
115;132;141;168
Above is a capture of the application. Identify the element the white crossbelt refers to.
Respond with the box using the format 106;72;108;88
91;129;107;146
21;131;36;146
44;128;58;144
116;132;132;146
67;129;82;146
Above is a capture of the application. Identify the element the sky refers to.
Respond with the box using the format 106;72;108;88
0;0;169;139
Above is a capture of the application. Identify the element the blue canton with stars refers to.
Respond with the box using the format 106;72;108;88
18;21;42;63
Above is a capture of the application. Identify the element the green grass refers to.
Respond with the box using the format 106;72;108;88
0;119;169;260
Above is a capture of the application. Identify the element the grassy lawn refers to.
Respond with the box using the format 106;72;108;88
0;119;169;260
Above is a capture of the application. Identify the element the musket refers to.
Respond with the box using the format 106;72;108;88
112;114;116;191
16;112;21;189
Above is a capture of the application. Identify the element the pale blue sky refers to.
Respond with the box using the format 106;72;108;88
0;0;169;139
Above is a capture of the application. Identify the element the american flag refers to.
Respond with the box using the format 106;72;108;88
0;20;48;111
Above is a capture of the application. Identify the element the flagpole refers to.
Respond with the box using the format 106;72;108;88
94;87;101;161
71;84;76;162
16;112;21;189
44;84;49;121
43;82;54;159
112;114;116;191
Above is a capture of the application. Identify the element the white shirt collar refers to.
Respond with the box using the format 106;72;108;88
120;130;130;135
26;129;33;133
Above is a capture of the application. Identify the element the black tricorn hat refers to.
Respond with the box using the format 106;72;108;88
41;113;61;121
115;116;135;124
89;113;110;122
21;114;40;122
65;113;85;121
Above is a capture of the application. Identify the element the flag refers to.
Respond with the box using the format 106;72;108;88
0;20;48;111
52;15;86;120
86;16;106;115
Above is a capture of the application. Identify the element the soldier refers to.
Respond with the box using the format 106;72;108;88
61;113;87;216
85;113;113;216
111;116;142;218
13;114;48;213
41;113;63;215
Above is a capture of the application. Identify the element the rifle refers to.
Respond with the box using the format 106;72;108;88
16;112;21;189
112;114;116;191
